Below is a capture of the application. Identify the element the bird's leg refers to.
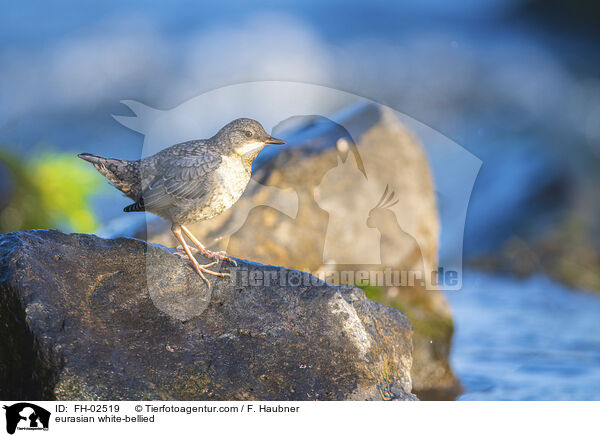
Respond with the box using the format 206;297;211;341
179;245;199;252
171;226;230;287
172;245;198;259
181;225;237;266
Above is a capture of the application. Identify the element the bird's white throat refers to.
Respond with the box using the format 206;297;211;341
234;141;265;155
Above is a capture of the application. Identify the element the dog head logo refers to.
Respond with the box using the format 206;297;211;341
3;403;50;435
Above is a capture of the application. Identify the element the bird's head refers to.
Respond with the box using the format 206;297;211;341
216;118;285;158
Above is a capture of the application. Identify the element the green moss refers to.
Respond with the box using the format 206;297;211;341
0;147;102;233
358;283;453;342
360;284;387;303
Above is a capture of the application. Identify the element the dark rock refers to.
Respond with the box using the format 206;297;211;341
0;230;416;401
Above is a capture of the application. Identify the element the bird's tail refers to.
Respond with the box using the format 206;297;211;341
78;153;141;200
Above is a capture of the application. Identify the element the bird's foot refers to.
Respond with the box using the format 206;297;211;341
172;248;230;284
188;259;231;288
198;248;238;266
171;226;231;288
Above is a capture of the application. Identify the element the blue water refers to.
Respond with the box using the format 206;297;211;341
447;270;600;400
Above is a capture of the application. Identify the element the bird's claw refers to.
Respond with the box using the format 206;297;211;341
170;226;235;288
189;260;231;289
200;249;237;266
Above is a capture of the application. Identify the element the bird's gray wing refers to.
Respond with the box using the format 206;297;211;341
138;153;222;212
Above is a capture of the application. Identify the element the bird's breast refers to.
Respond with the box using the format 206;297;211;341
210;155;250;210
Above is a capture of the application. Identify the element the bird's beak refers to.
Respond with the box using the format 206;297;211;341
265;136;285;145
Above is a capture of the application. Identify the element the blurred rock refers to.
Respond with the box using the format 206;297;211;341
462;141;570;259
469;152;600;293
513;0;600;32
472;216;600;293
138;103;461;399
535;217;600;292
0;230;416;401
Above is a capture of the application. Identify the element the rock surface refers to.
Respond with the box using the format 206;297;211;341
0;230;416;401
136;103;461;399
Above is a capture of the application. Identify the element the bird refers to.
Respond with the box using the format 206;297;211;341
78;118;285;287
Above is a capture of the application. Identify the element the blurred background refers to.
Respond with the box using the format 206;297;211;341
1;0;599;399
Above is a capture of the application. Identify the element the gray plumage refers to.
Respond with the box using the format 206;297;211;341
79;118;284;226
79;118;285;286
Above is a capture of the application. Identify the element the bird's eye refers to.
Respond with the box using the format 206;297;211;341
245;130;253;138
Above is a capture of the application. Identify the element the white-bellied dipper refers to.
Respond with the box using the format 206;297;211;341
79;118;285;286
